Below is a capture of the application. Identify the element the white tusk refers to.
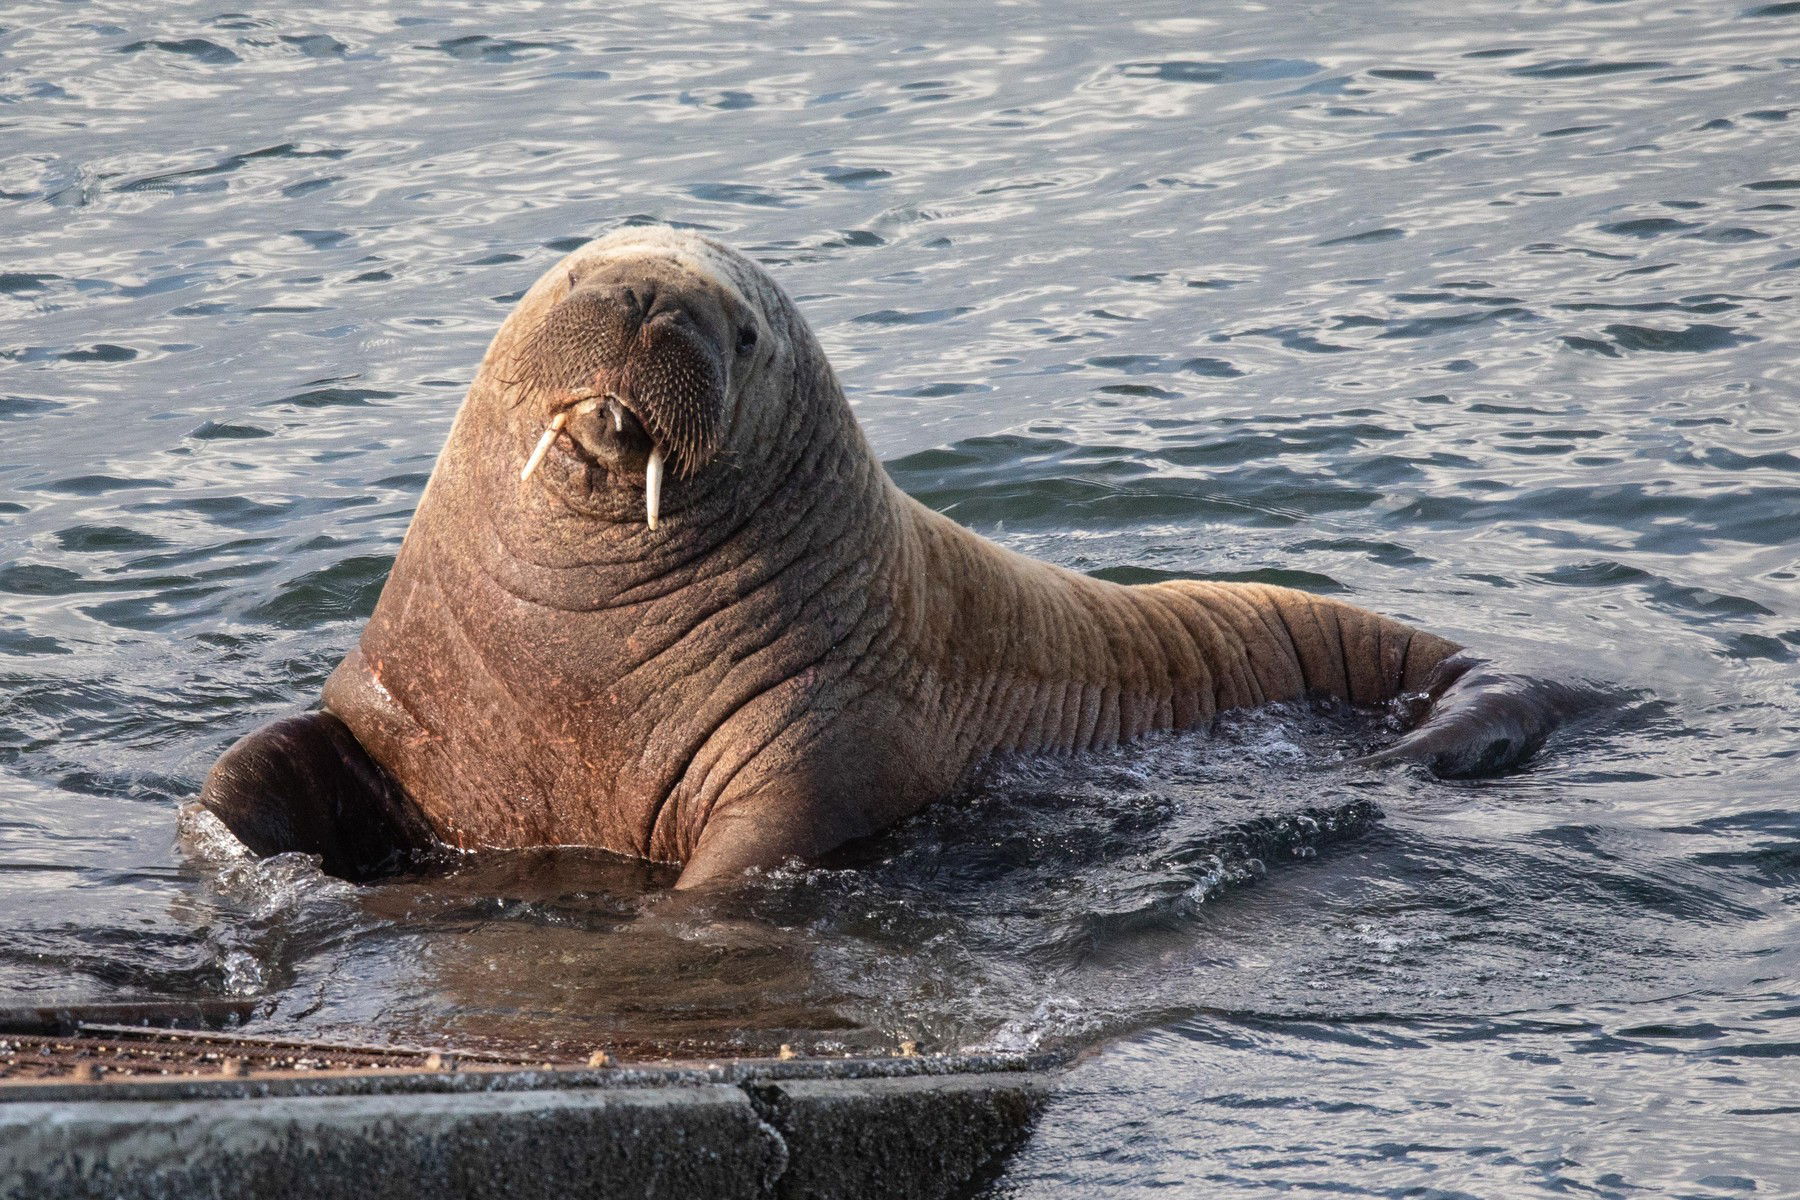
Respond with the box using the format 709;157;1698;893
519;411;568;482
644;446;663;531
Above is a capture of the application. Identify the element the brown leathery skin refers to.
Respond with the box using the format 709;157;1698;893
209;226;1478;888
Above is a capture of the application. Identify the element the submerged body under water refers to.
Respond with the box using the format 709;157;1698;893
2;0;1797;1194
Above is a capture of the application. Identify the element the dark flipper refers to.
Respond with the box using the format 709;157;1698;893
199;711;442;881
1354;652;1608;778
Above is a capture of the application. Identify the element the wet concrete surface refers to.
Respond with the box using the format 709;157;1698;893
1;1044;1055;1200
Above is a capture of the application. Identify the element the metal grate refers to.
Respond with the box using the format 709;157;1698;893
0;1002;565;1085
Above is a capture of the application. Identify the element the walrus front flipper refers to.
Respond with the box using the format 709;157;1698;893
1354;653;1606;778
199;712;440;881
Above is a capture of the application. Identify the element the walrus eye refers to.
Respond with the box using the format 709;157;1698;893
735;324;758;356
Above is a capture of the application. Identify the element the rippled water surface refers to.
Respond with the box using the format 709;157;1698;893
4;0;1799;1194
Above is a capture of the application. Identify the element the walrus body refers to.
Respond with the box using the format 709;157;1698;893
202;228;1581;888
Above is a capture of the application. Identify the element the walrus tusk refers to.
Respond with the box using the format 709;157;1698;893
645;446;663;530
519;411;568;482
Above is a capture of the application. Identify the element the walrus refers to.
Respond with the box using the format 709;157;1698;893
200;227;1589;888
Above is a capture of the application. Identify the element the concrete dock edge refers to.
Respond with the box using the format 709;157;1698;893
0;1057;1056;1200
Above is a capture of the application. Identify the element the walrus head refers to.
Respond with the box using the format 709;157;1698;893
480;227;820;533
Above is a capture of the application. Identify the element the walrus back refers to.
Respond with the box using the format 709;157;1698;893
1149;580;1461;712
898;504;1461;761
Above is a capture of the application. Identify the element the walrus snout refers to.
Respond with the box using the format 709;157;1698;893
525;267;734;483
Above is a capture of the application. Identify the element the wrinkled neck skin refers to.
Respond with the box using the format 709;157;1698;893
324;308;910;863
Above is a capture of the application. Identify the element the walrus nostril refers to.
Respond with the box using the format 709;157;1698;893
645;290;696;329
622;284;655;320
